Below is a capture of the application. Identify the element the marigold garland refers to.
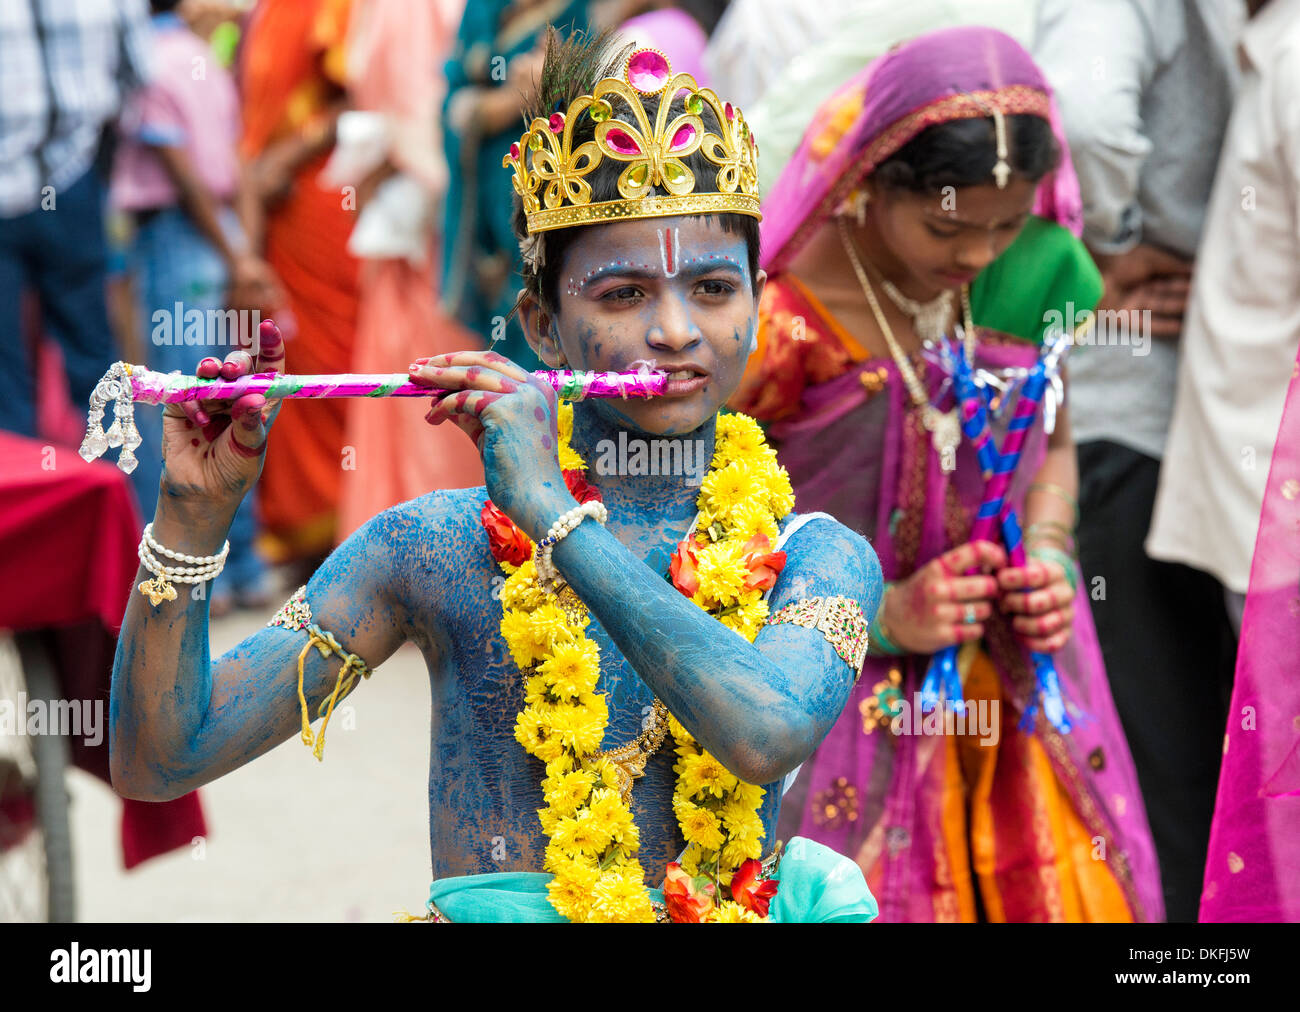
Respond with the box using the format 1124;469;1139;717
485;404;793;922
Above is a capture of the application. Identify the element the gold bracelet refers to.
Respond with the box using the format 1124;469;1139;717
1027;482;1080;527
1025;521;1076;552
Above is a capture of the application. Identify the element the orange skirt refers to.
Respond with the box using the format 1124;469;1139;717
908;646;1134;921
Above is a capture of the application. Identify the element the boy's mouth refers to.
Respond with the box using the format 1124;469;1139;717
659;364;710;397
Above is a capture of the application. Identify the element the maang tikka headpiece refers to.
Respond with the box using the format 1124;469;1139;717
503;47;761;235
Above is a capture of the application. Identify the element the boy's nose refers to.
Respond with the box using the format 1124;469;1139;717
646;299;703;353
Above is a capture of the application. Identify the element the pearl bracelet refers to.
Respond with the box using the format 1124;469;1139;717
143;522;229;566
534;501;608;587
137;523;230;606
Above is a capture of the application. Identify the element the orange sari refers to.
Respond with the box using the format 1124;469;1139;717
240;0;359;562
336;0;482;541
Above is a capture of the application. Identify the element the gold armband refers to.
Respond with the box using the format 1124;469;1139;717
765;595;869;673
269;585;373;761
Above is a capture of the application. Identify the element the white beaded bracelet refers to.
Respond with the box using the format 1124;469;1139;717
143;522;229;566
137;523;230;606
534;501;608;587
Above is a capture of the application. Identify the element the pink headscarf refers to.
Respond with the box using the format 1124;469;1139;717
760;26;1084;273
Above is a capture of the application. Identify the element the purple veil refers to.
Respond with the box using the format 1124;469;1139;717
1200;347;1300;921
760;25;1083;274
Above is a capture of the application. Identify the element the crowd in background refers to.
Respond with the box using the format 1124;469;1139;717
2;0;1297;922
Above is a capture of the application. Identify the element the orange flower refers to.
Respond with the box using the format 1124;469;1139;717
481;501;532;566
669;539;701;597
729;858;779;918
663;862;716;923
740;533;786;591
564;469;603;505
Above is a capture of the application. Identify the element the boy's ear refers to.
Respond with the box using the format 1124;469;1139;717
518;290;568;368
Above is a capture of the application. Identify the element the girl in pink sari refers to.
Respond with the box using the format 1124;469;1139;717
1200;346;1300;922
733;27;1163;921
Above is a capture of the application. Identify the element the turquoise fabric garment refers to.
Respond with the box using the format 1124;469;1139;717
427;836;877;923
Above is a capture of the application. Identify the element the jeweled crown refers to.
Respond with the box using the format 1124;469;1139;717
504;48;761;235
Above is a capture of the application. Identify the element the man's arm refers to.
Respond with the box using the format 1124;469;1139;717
551;516;882;786
110;504;412;801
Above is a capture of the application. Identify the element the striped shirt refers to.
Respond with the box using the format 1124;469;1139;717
0;0;153;217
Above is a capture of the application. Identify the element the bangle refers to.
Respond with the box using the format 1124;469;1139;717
137;523;230;606
1027;483;1080;528
1028;545;1079;594
1025;520;1075;542
1025;528;1076;555
534;501;608;587
867;582;906;657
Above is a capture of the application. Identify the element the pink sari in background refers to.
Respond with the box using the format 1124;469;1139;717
1200;348;1300;921
337;0;482;543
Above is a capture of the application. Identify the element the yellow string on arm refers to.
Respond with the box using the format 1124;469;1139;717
294;623;373;762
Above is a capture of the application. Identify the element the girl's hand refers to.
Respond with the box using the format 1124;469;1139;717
409;350;571;539
996;559;1075;653
885;540;1007;654
158;319;284;509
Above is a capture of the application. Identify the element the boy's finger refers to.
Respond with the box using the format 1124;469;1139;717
227;393;268;457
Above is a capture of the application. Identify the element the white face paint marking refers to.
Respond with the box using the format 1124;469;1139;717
657;226;680;278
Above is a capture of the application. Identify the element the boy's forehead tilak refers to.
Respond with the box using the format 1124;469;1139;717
564;224;747;296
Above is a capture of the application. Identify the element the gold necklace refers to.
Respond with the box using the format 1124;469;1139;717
880;279;954;344
837;217;975;473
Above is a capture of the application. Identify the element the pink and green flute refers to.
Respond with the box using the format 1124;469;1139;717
123;365;670;404
79;359;669;473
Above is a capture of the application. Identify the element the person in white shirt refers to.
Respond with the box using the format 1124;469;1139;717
1148;0;1300;634
1034;0;1244;923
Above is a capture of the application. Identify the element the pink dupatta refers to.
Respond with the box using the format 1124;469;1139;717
1201;347;1300;921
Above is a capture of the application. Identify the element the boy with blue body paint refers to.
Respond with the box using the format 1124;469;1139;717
110;31;882;921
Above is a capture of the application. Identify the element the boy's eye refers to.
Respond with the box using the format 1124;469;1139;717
602;285;644;302
697;279;736;296
925;223;961;239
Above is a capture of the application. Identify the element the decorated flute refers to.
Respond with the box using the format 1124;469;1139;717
80;361;669;473
122;365;669;404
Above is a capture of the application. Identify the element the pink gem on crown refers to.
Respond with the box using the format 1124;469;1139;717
626;48;671;94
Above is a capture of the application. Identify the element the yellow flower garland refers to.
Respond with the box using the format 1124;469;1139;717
493;405;794;922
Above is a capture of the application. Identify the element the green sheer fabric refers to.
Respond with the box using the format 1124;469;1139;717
970;216;1103;344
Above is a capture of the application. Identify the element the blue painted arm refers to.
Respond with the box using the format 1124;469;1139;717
549;515;883;785
109;503;418;801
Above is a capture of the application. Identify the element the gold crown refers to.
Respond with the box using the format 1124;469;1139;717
503;48;761;235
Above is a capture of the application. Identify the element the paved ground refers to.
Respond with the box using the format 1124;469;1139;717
66;603;434;922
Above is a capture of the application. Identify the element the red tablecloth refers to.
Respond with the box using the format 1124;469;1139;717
0;430;205;869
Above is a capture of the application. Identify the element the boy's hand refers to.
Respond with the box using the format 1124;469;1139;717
158;319;284;510
409;350;572;539
996;559;1075;653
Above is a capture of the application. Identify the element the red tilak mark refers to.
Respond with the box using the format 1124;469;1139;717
191;438;200;447
658;226;678;276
